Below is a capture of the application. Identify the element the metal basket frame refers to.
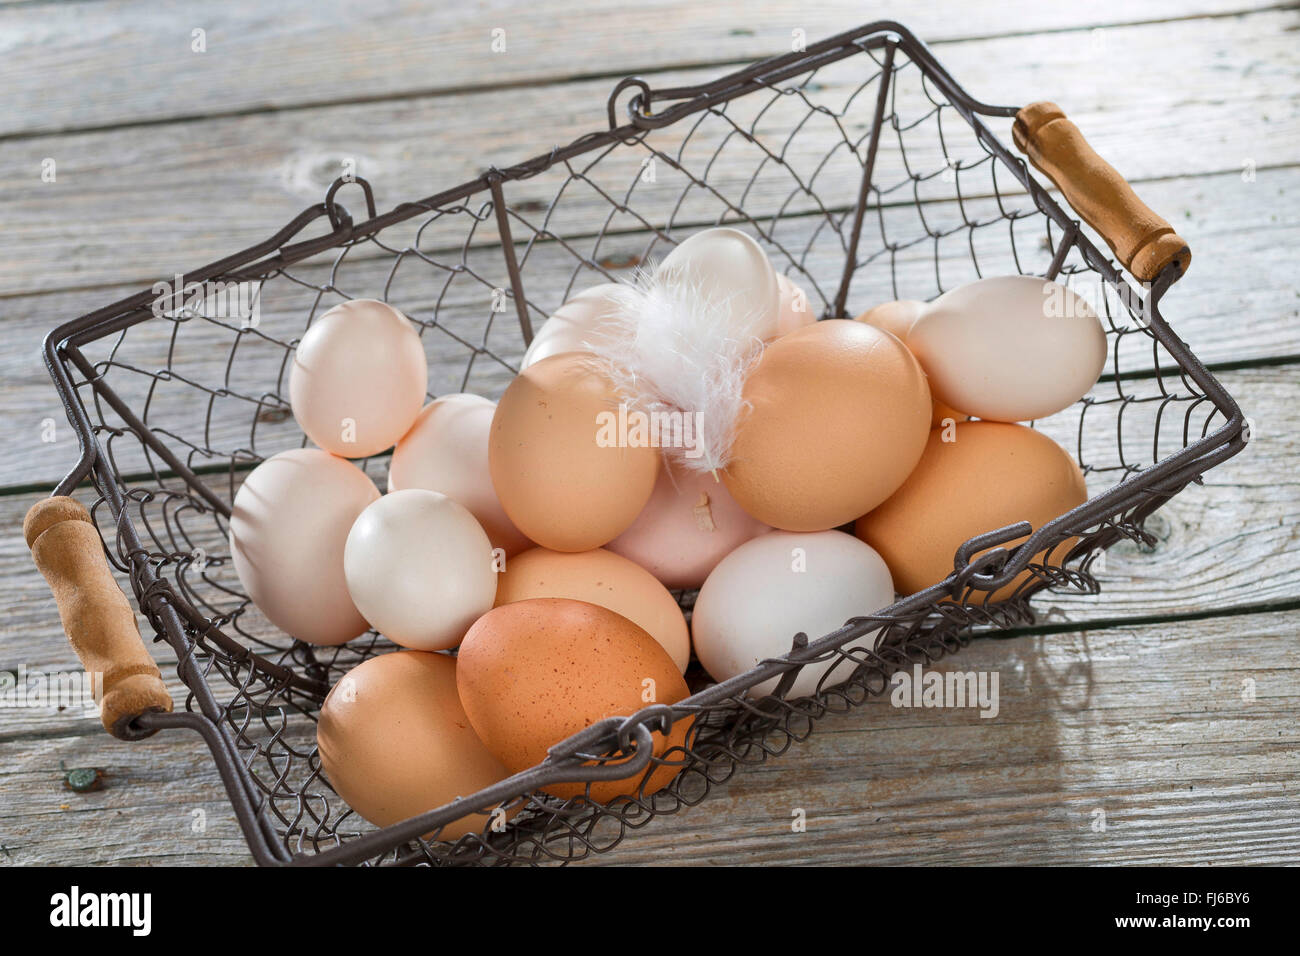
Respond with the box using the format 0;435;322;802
35;20;1246;866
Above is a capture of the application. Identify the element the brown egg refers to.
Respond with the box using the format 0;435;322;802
489;352;659;552
854;422;1088;600
317;651;512;840
457;598;692;802
857;300;973;428
930;397;971;429
495;547;691;673
722;320;931;531
855;298;925;340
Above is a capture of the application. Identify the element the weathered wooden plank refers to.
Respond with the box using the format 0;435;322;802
3;608;1295;865
3;10;1295;295
1034;368;1296;618
0;0;1282;137
0;729;256;866
588;610;1300;866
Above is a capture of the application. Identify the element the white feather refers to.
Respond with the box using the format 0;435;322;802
582;265;767;476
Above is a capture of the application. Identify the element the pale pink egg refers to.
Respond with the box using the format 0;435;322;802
288;299;427;459
388;393;532;557
229;448;380;646
607;459;770;590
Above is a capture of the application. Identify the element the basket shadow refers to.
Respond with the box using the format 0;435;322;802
561;625;1101;866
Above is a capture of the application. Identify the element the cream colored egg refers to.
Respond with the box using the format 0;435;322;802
230;448;379;646
388;394;531;557
343;489;497;650
656;227;780;339
906;275;1107;422
691;530;894;699
289;299;428;458
520;284;627;370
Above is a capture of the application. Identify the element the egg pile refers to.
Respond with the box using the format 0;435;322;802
229;227;1103;836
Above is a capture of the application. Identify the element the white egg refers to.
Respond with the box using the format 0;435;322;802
343;489;497;651
288;299;428;458
691;530;894;699
656;227;780;340
388;393;532;557
520;284;627;369
229;449;380;646
906;275;1107;423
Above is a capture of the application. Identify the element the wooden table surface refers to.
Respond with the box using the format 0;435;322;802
1;0;1297;866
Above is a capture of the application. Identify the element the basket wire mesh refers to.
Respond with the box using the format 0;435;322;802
38;21;1245;865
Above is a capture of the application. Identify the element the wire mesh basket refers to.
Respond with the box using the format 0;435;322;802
30;20;1246;866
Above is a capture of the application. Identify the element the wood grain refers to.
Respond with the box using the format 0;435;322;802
3;10;1295;295
589;610;1300;866
0;730;255;865
0;0;1283;137
3;608;1295;866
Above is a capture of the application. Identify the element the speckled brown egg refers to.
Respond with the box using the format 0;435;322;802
317;651;512;840
854;421;1088;601
722;319;931;531
489;353;659;552
495;546;691;673
456;597;692;802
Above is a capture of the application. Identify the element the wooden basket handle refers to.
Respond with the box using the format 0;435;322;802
1013;101;1191;283
24;497;173;739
